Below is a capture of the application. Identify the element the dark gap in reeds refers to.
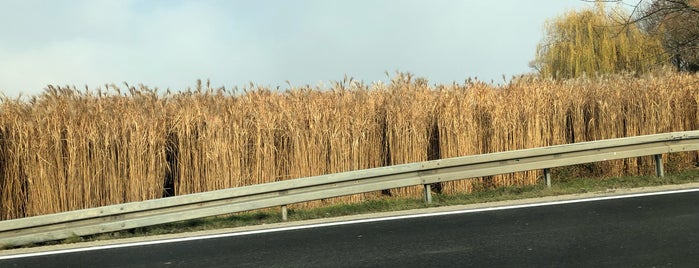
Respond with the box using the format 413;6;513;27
163;132;178;198
59;128;69;209
565;111;575;143
379;108;392;197
428;118;442;193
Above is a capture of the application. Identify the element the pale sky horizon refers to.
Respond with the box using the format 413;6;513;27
0;0;605;97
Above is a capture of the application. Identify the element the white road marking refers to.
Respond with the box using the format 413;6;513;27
2;187;698;260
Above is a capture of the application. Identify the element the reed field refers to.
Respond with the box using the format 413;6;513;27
0;72;697;220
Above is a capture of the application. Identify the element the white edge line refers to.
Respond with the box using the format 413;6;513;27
2;187;698;260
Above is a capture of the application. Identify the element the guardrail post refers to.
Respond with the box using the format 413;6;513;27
423;184;432;204
654;154;664;178
544;168;551;187
281;205;288;221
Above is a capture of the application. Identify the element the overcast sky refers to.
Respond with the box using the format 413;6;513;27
0;0;596;96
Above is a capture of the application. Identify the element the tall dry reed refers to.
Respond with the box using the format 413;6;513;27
0;71;697;219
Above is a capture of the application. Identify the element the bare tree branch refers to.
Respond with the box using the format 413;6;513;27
593;0;699;72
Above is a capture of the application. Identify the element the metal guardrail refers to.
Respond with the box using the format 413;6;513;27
1;131;698;247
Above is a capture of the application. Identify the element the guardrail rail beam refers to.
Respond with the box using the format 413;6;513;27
0;131;697;247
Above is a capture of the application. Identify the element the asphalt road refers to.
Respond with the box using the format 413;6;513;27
3;190;699;268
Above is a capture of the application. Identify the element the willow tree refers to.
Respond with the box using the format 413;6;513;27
531;3;667;79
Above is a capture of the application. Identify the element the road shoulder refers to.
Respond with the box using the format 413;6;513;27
3;182;699;257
